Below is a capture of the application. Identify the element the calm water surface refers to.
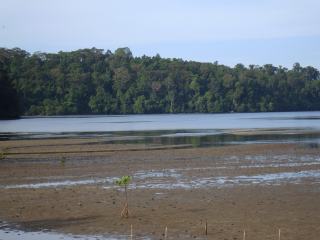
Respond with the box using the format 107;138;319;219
1;112;320;145
0;221;147;240
1;112;320;133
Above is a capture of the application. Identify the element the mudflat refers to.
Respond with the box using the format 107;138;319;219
0;138;320;240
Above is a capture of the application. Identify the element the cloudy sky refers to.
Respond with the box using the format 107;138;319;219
1;0;319;67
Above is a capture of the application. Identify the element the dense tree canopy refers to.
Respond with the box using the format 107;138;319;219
0;49;21;119
0;47;319;117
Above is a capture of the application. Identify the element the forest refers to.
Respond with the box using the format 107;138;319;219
0;47;319;118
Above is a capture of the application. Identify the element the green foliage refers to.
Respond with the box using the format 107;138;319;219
133;95;146;113
0;52;21;119
0;151;6;160
1;47;320;117
115;175;131;187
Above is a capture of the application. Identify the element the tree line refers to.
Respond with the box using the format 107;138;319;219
0;47;319;118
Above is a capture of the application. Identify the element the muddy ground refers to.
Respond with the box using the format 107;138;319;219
0;139;320;239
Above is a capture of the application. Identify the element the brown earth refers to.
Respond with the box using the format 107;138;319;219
0;139;320;239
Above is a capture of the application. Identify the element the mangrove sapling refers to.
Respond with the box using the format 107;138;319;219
115;175;131;218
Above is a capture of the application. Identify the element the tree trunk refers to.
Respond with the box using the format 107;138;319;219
121;184;129;218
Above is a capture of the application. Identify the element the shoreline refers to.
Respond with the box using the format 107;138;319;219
0;139;320;239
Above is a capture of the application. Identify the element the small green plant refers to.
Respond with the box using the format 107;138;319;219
115;175;132;218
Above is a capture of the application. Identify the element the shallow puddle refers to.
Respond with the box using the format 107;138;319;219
134;169;320;189
0;223;144;240
2;168;320;190
2;153;320;190
3;177;118;189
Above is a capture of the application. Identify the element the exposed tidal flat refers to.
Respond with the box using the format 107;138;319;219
0;112;320;239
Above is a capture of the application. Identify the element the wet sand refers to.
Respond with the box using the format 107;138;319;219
0;139;320;239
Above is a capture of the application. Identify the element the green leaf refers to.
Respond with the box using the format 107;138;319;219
115;175;131;186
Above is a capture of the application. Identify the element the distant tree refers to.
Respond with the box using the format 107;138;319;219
0;47;319;116
133;95;146;113
89;87;113;114
0;56;20;119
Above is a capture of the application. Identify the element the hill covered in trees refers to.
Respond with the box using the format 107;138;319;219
0;47;319;118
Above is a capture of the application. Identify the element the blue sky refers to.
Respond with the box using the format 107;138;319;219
1;0;319;68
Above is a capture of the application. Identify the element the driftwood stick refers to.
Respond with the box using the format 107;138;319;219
205;219;208;235
278;228;281;240
243;229;246;240
130;224;133;240
164;226;168;240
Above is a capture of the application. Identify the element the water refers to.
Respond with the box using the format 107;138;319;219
1;112;320;239
1;112;320;133
4;168;320;190
3;154;320;190
1;112;320;191
1;112;320;146
0;222;147;240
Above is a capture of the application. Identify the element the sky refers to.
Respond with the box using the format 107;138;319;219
1;0;320;68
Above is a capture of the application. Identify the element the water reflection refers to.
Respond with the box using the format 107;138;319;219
2;129;320;148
